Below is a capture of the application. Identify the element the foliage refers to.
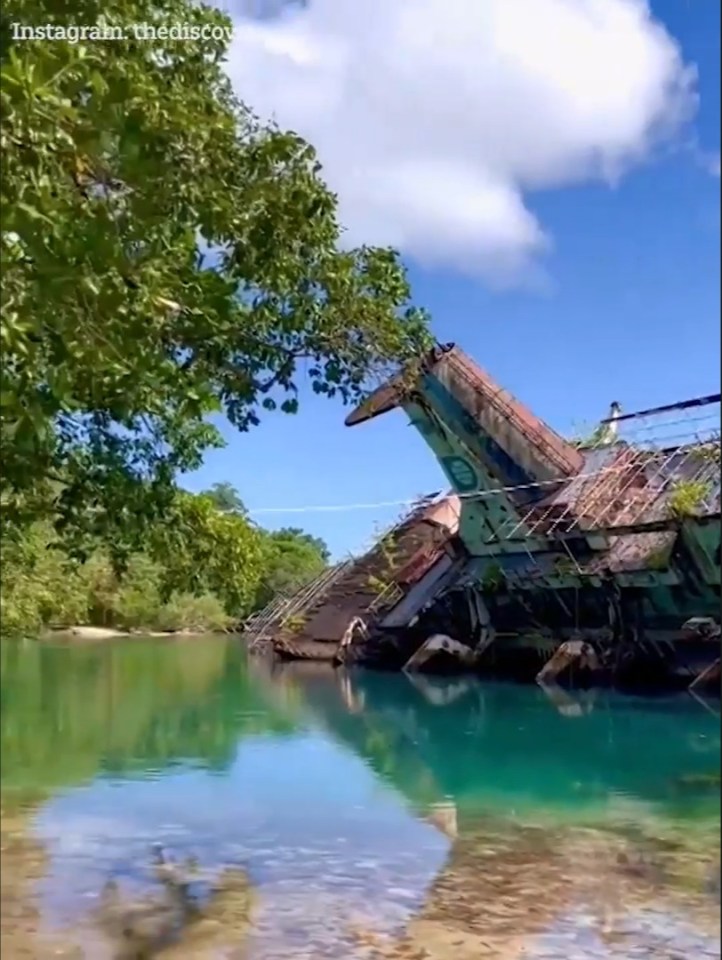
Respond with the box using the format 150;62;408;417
481;562;504;593
0;0;432;553
153;593;232;633
203;482;248;516
552;557;575;575
104;553;162;628
282;613;307;634
697;437;721;465
173;493;332;617
253;526;329;608
365;528;400;595
668;480;713;519
645;548;670;571
568;421;596;449
366;574;389;595
378;532;400;573
0;520;90;634
275;527;330;565
0;484;329;635
145;491;265;617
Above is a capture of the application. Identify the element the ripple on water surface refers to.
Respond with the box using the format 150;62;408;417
1;636;719;958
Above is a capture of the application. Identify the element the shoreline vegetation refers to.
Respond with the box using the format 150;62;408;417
44;626;228;641
1;0;433;642
1;482;330;638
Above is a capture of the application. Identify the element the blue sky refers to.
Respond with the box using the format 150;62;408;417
183;0;720;560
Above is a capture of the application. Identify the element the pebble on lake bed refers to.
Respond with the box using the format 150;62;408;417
345;819;721;960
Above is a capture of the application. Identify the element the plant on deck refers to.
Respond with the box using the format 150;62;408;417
667;480;713;519
481;562;505;593
366;530;401;600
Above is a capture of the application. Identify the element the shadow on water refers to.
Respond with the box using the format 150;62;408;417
0;636;719;959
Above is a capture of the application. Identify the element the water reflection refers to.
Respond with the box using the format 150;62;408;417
0;637;719;959
0;638;299;805
264;661;720;821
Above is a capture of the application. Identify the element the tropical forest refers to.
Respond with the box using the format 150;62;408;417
0;0;431;636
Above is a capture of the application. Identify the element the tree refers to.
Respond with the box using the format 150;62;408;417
203;483;247;516
255;527;330;608
146;491;264;618
196;486;332;609
0;0;432;551
272;527;331;564
0;488;266;633
0;477;332;634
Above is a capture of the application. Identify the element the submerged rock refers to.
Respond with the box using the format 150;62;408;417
92;845;254;959
675;772;721;791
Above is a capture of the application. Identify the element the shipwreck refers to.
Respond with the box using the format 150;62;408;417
244;343;721;692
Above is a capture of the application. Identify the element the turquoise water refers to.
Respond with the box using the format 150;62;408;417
1;636;719;959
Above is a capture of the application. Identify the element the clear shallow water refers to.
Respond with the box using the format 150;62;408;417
1;636;719;959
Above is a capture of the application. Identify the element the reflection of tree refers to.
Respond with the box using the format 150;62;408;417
1;638;288;958
0;638;300;804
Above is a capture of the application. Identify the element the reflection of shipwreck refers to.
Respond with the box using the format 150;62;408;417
245;343;720;690
268;664;721;960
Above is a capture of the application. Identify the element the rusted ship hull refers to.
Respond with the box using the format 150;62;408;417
274;639;339;663
245;343;720;694
242;493;462;665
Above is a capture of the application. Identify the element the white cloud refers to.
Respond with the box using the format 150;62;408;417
225;0;697;282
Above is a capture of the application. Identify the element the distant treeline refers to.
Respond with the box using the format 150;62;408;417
1;482;329;635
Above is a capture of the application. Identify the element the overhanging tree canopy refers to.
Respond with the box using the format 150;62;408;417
0;0;431;547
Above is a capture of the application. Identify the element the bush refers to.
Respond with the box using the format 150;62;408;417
0;486;329;636
0;522;90;634
668;481;712;519
109;555;164;630
154;594;232;633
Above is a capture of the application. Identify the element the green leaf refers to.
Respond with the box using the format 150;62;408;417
1;0;431;556
16;202;55;226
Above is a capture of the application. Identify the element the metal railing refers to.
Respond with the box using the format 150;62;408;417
495;394;721;542
243;559;355;645
243;492;442;647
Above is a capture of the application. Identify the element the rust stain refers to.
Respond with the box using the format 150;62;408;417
444;348;585;476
